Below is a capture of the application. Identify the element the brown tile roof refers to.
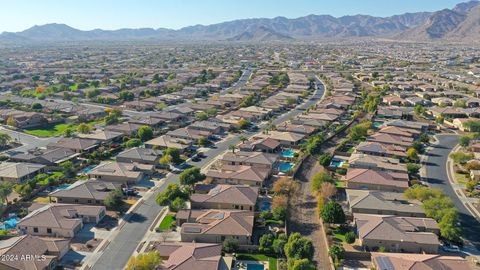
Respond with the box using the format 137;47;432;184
155;242;223;270
371;252;471;270
190;185;259;206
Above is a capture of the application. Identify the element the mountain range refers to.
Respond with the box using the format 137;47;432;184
0;1;479;43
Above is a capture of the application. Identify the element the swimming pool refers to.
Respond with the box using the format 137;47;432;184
373;122;382;128
275;162;294;172
54;184;71;191
330;160;344;168
0;218;19;229
81;165;97;174
280;149;295;158
247;264;265;270
259;201;272;211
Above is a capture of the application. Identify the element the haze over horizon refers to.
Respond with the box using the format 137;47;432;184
0;0;470;32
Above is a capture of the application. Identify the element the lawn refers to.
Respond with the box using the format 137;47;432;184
455;172;469;185
33;196;51;204
158;214;176;231
24;123;76;137
332;226;349;242
335;181;346;188
236;254;277;270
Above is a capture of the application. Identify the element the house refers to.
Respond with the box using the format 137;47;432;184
153;242;231;270
344;168;409;192
0;235;70;270
47;138;99;153
17;203;106;238
348;154;407;174
367;133;412;148
167;127;212;141
276;123;317;135
105;122;143;136
355;214;440;253
188;120;231;135
0;162;46;183
239;137;281;153
9;148;78;167
176;209;254;244
384;120;429;132
87;161;154;184
145;135;193;153
220;151;278;170
116;147;162;165
77;130;124;143
377;126;421;138
49;180;122;205
346;189;425;217
191;184;259;211
0;109;48;128
355;141;407;159
371;253;472;270
253;131;305;147
205;165;270;186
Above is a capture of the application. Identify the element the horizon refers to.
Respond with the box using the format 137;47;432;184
0;0;470;33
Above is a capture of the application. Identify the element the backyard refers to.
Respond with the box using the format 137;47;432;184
236;254;277;270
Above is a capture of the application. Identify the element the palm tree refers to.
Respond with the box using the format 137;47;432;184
228;144;237;153
0;133;11;148
239;135;248;144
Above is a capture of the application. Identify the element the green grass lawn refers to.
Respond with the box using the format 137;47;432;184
455;172;469;185
236;254;277;270
332;226;348;242
335;181;346;188
158;214;176;231
24;123;76;137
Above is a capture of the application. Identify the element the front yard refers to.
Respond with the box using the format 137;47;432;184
158;214;176;231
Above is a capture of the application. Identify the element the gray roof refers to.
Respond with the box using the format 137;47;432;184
49;180;122;201
116;147;161;163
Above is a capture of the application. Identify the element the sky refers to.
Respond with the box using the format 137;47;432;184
0;0;469;32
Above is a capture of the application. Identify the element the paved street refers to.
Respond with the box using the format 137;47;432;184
90;76;325;270
0;126;61;155
423;134;480;250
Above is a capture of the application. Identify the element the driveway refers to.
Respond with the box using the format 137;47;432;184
423;134;480;250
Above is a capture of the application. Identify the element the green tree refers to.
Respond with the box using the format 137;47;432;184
0;133;12;148
0;182;13;204
6;116;17;127
439;209;462;242
318;153;333;167
77;123;92;134
179;167;205;186
156;184;186;206
321;201;345;224
118;90;135;101
259;234;275;253
328;244;345;260
414;104;426;115
289;259;316;270
345;231;355;244
272;234;288;256
63;128;74;138
311;172;334;193
125;138;142;148
459;135;471;147
163;148;181;164
104;189;125;213
406;148;419;161
169;197;186;212
284;233;314;260
449;151;474;164
406;163;421;175
223;237;239;253
272;206;287;221
138;126;154;141
31;103;43;110
126;250;162;270
348;122;371;141
195;112;209;121
228;144;237;153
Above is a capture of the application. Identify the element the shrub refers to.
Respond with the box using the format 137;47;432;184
345;231;355;244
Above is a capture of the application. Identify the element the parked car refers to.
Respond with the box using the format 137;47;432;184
442;245;461;253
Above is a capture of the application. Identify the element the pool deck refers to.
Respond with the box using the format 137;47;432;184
233;260;269;270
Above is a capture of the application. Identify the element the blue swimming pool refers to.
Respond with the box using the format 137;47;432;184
373;122;382;128
0;218;19;229
247;264;265;270
259;201;272;211
54;184;71;191
280;149;295;158
81;165;96;174
330;160;344;168
275;162;294;172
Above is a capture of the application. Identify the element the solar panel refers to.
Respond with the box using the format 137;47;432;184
376;256;394;270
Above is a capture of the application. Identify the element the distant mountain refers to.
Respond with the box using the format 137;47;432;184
398;0;480;41
0;1;478;43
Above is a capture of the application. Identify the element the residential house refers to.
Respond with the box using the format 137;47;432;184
253;131;305;147
9;148;78;168
116;147;162;165
205;165;270;187
47;138;99;153
0;162;46;183
145;135;193;153
87;161;154;184
17;203;106;238
344;168;409;192
355;214;440;253
348;153;407;174
191;184;259;211
239;137;281;153
176;209;254;244
370;253;472;270
77;130;124;143
49;180;122;205
220;151;278;170
346;189;425;217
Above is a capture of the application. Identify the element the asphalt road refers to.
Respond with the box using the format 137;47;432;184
423;134;480;249
91;78;325;270
0;126;61;155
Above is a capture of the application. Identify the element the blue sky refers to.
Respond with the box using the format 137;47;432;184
0;0;468;32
